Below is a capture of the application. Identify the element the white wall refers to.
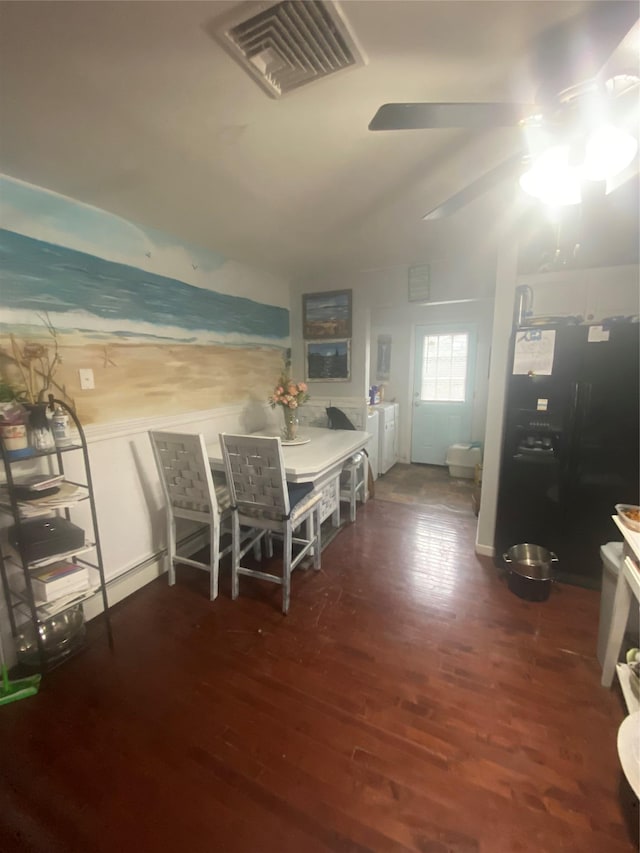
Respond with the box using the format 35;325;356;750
370;299;493;462
291;258;497;463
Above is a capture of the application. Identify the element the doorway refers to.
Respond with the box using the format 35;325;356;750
411;325;477;464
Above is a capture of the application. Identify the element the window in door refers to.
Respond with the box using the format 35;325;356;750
419;332;469;402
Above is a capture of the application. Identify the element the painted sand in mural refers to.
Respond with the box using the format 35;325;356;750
0;229;288;424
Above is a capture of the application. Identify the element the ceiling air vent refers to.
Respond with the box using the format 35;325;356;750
213;0;366;98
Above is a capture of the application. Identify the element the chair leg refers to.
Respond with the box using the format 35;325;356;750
167;513;177;585
209;522;220;601
282;524;292;615
313;506;322;570
332;476;340;528
252;535;262;561
231;512;240;601
305;513;314;564
266;530;274;558
363;458;370;503
349;476;357;522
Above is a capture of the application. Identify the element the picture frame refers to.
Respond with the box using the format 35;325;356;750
305;339;351;381
376;334;391;381
302;289;352;340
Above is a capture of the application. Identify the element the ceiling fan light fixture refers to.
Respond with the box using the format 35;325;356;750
519;145;582;206
582;124;638;181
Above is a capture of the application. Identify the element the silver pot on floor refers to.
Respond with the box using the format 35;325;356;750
503;544;558;601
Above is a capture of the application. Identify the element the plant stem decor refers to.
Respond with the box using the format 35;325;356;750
3;313;66;404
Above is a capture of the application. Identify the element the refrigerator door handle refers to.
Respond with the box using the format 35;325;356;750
564;381;593;488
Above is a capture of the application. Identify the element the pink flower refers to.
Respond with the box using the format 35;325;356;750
269;373;310;410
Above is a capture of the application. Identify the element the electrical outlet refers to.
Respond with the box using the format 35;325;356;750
79;368;95;390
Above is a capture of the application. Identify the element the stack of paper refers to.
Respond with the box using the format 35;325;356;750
0;482;88;518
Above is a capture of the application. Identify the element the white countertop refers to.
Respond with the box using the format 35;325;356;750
207;427;370;483
613;515;640;565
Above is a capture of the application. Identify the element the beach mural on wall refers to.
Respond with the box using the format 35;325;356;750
0;176;290;424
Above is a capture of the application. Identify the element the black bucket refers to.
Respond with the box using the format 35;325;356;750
503;544;558;601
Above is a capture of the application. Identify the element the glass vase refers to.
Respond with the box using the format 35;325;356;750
282;407;299;442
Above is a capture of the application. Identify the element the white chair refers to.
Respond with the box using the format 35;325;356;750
339;450;367;522
149;430;263;601
325;406;368;523
219;433;322;614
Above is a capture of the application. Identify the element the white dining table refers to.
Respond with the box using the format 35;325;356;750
207;426;371;527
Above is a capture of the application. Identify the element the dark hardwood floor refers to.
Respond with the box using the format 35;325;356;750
1;497;637;853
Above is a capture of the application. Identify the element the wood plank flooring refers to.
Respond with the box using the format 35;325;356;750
0;498;637;853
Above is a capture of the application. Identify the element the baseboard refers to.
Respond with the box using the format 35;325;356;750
475;542;495;558
83;529;209;620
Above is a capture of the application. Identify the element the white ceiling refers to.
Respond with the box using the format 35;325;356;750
0;0;620;279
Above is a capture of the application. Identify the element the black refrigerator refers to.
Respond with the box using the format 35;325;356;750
494;320;639;589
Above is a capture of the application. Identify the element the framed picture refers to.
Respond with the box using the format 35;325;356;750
376;334;391;381
305;339;351;381
302;289;352;339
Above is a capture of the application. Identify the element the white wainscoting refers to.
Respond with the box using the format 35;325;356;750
0;397;377;662
0;401;280;663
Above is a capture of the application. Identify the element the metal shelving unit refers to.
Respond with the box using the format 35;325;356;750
0;397;112;672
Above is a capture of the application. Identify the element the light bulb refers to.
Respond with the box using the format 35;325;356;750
582;124;638;181
519;145;582;206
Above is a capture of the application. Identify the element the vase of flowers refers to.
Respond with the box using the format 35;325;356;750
269;374;309;442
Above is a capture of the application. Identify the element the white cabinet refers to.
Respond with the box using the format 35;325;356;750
366;410;379;480
376;402;399;475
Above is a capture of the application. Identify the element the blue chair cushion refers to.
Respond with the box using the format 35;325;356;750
287;481;314;511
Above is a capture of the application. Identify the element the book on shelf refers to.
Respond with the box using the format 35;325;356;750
30;561;90;602
0;481;87;517
14;474;65;492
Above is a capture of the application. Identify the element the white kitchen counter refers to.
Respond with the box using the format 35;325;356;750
602;515;640;799
601;516;640;698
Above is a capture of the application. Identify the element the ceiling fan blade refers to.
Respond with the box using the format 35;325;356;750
422;153;523;220
596;18;640;84
532;1;639;104
368;103;537;131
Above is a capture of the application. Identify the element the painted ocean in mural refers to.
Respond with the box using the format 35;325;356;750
0;229;288;346
0;221;289;424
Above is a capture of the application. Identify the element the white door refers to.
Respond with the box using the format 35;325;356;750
411;325;476;465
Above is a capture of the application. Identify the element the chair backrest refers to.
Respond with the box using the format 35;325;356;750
149;431;219;522
219;434;290;518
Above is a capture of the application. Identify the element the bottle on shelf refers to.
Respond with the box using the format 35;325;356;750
25;402;55;452
51;404;72;447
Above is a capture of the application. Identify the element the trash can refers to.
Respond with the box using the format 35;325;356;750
445;443;482;479
597;541;640;666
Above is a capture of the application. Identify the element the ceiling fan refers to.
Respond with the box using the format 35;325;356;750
368;2;640;219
